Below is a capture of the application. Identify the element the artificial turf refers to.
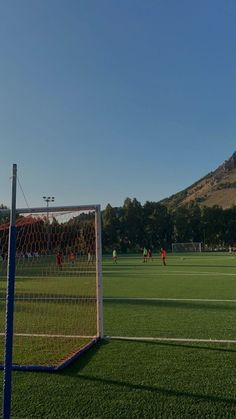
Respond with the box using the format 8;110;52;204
0;253;235;418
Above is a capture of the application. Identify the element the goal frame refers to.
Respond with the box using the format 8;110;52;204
0;204;103;371
1;164;104;419
14;203;103;343
171;242;202;253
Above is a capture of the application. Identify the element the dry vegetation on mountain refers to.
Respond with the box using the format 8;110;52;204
160;151;236;209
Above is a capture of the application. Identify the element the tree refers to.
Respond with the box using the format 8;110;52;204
172;205;193;243
187;202;202;242
0;204;9;225
201;205;224;248
143;202;173;250
223;206;236;245
120;198;143;252
102;204;120;252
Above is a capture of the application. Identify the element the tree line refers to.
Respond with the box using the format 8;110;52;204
1;200;235;255
102;198;236;253
0;213;95;257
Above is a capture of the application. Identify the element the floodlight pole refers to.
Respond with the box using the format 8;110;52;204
43;196;55;254
2;164;17;419
43;196;55;219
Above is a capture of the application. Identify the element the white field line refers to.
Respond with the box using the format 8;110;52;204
104;297;236;303
107;336;236;344
0;297;96;301
103;270;236;276
0;332;233;344
0;332;96;339
105;256;235;259
16;271;96;279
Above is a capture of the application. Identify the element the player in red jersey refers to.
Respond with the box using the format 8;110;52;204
160;248;167;266
148;249;153;261
56;252;63;270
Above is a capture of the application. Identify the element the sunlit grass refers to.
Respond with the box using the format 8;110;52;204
0;253;235;417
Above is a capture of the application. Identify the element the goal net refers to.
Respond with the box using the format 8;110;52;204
0;205;102;371
171;242;202;253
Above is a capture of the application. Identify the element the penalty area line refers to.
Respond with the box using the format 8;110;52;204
106;336;236;344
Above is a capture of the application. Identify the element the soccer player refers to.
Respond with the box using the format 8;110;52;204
143;247;148;262
56;252;63;270
69;251;76;264
160;247;167;266
112;249;117;264
87;251;92;264
148;249;153;261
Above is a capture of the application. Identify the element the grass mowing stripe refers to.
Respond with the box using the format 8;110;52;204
160;271;236;276
104;269;236;276
104;299;236;340
105;297;236;302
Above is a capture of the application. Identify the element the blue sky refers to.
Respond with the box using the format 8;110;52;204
0;0;235;210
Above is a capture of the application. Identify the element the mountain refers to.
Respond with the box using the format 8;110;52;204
160;151;236;209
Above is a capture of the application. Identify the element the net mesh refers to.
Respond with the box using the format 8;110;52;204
0;209;99;369
171;242;202;253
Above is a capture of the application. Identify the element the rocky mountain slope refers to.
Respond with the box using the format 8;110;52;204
160;151;236;209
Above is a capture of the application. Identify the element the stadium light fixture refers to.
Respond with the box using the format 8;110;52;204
43;196;55;219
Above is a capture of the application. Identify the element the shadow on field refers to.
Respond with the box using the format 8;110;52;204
61;339;108;375
62;371;236;406
111;338;236;353
105;298;235;311
59;339;236;406
61;339;236;378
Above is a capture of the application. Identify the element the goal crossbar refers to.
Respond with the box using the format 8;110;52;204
0;205;100;215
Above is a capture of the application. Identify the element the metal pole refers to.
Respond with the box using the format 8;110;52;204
95;205;103;338
43;197;55;254
46;201;49;254
2;164;17;419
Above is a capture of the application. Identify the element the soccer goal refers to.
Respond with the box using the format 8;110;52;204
171;242;202;253
0;204;103;371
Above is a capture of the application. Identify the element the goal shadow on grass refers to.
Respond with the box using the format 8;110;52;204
105;298;235;311
61;338;236;376
61;339;236;406
59;339;108;375
107;338;236;353
62;372;236;406
78;375;236;405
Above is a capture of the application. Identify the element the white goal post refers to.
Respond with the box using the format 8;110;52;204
171;242;202;253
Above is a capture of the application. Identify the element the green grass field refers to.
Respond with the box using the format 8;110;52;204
1;253;236;418
0;256;98;368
